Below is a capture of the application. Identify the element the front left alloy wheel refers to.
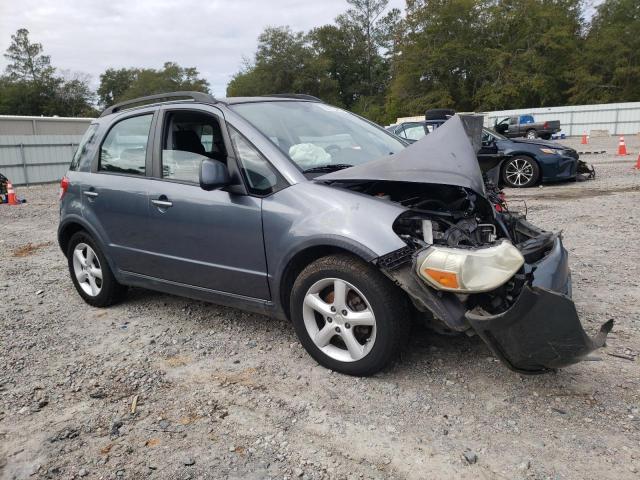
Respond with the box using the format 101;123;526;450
290;254;410;376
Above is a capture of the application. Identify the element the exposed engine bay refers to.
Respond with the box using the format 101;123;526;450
326;180;560;333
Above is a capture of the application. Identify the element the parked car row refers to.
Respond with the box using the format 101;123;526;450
387;111;593;188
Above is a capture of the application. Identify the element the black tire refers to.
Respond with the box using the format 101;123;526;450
66;231;127;307
425;108;456;121
540;133;552;140
290;254;410;376
525;129;538;139
502;156;540;188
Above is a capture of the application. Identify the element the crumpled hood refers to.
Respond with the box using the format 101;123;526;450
317;115;486;196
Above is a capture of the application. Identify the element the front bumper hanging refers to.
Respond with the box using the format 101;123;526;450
466;285;613;374
381;235;613;374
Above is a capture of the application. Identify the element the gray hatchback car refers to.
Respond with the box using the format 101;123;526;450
58;91;611;376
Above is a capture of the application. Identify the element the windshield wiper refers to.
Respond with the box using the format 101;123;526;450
303;164;353;174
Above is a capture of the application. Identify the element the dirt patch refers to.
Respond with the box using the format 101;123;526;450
12;241;50;257
529;184;639;201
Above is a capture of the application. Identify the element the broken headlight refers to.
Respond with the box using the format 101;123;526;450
416;240;524;293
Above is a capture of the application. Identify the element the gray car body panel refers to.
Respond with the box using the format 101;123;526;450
262;181;408;316
58;99;409;319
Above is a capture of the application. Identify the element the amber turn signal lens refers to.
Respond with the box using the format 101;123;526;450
423;268;459;289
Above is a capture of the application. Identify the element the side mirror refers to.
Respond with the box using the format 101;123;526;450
199;159;230;191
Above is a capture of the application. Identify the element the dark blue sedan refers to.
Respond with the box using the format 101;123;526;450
480;128;579;188
388;120;587;188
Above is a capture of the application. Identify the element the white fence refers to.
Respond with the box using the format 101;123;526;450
396;101;640;136
0;135;83;185
0;115;93;185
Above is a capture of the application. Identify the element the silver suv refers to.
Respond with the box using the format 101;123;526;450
58;92;611;376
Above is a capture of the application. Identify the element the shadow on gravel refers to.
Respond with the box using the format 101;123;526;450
511;184;639;201
540;184;639;201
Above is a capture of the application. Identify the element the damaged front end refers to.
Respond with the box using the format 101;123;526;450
318;115;611;373
371;183;612;373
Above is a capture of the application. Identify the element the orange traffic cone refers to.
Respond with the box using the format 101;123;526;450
617;136;628;156
635;153;640;170
6;181;20;205
581;131;588;145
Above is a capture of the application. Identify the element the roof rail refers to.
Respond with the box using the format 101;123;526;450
264;93;323;102
100;91;216;117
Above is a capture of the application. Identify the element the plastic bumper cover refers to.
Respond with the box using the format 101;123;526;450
466;237;613;373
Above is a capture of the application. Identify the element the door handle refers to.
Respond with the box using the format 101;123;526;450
83;191;98;198
151;199;173;208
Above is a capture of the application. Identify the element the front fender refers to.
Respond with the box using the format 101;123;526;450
262;182;408;311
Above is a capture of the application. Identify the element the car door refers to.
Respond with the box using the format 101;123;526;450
141;105;272;300
83;109;157;274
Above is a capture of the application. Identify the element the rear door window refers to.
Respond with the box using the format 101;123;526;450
99;114;152;175
70;123;98;171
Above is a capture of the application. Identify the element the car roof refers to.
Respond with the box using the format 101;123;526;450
99;91;322;117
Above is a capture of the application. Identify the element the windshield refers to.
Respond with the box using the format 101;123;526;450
231;101;406;172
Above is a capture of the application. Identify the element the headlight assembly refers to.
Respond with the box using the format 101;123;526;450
539;148;559;154
416;240;524;293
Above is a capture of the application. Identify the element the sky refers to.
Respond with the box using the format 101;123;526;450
0;0;405;97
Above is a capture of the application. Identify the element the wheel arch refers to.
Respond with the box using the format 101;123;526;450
58;216;118;273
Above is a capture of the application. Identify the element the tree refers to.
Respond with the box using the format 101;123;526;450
96;62;210;107
97;68;139;107
568;0;640;104
0;28;96;116
3;28;55;82
475;0;583;110
386;0;491;119
339;0;392;97
51;71;98;117
119;62;210;101
227;26;338;102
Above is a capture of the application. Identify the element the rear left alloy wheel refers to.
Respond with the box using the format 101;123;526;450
67;231;127;307
290;254;410;376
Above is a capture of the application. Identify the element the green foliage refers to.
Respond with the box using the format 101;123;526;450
474;0;583;110
227;2;396;123
568;0;640;104
3;1;640;121
97;68;139;107
229;0;640;123
97;63;210;108
0;28;96;117
227;26;338;102
3;28;55;82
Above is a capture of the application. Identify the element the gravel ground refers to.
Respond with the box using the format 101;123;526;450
1;137;639;480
